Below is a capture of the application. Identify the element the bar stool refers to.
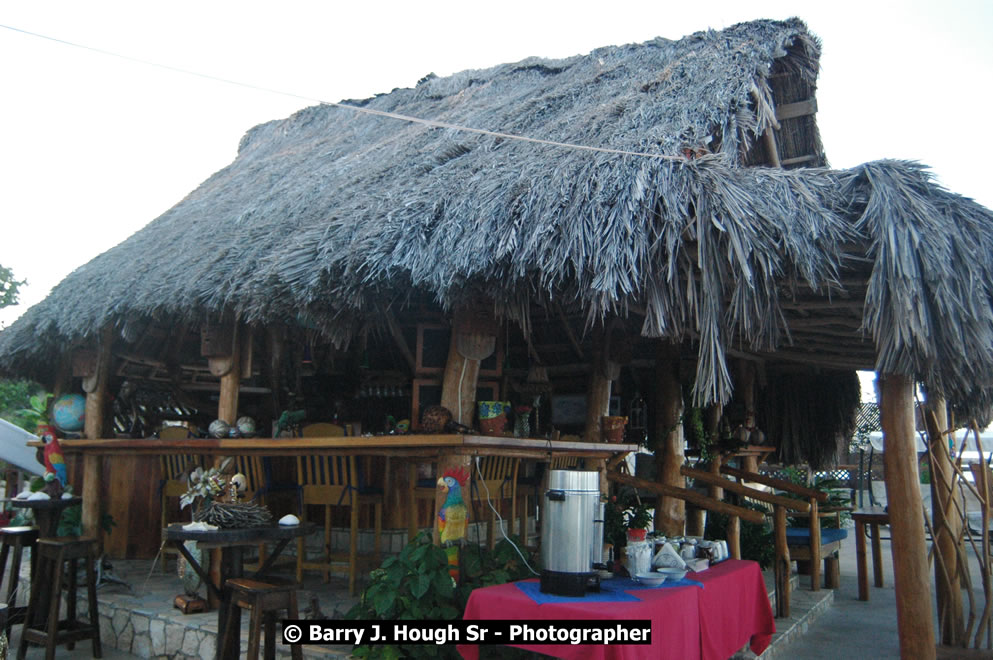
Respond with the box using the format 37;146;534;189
219;577;302;660
17;537;101;660
0;527;38;636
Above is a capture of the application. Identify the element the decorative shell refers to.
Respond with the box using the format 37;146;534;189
230;473;248;493
208;419;230;438
236;416;257;437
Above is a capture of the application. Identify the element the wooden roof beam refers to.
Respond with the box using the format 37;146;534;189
775;99;817;121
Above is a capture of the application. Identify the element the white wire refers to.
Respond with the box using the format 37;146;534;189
0;23;692;162
456;360;468;424
474;456;540;576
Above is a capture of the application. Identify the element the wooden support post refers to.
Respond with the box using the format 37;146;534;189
927;395;964;645
774;503;791;618
737;360;759;474
83;325;113;540
217;325;242;425
440;329;481;426
655;342;685;536
809;498;821;591
879;373;936;660
265;326;285;427
584;325;611;442
726;515;741;559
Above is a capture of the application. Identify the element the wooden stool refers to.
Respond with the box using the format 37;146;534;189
220;577;302;660
17;537;101;660
0;527;38;637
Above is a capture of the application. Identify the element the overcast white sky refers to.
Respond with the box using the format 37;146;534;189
2;0;991;377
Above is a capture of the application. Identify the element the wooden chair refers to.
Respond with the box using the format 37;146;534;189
157;447;206;572
786;505;850;591
408;462;439;541
296;424;382;594
470;456;520;549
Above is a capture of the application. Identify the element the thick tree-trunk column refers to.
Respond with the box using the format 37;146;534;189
655;342;685;536
216;325;242;425
584;326;611;442
879;373;936;660
687;405;722;536
83;325;113;540
737;360;759;474
927;395;963;645
440;332;481;426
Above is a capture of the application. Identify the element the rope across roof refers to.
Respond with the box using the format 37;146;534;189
3;18;993;418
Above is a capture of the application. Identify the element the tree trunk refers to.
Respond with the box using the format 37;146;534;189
655;342;685;536
879;373;936;660
927;395;964;645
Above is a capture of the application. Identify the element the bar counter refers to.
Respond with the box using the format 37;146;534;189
54;434;640;556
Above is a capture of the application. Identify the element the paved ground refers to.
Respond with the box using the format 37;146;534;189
776;480;993;659
11;478;993;658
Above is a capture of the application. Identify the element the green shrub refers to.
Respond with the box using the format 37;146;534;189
347;532;536;659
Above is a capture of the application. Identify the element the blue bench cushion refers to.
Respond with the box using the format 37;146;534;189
785;526;848;545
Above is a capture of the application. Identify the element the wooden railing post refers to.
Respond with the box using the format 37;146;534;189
726;515;741;559
774;504;790;618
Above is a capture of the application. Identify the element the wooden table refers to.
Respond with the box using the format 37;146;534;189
9;496;82;537
852;506;889;601
459;559;775;660
164;522;315;660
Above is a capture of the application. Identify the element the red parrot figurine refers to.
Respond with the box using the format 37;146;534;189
43;435;67;486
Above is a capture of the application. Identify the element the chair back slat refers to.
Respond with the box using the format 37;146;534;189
475;456;519;499
160;454;203;481
301;423;346;438
549;455;583;470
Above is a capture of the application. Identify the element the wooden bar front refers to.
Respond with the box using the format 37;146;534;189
56;435;639;558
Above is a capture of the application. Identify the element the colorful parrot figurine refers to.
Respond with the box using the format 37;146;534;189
436;466;470;580
43;435;67;486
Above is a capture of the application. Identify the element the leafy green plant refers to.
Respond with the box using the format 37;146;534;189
347;532;535;659
782;471;853;529
603;487;652;549
13;392;51;432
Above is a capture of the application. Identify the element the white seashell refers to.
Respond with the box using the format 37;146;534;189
27;492;51;500
278;514;300;526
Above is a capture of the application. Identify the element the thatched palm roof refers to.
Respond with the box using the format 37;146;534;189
3;18;993;417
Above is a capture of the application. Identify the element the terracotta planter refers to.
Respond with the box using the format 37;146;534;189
601;416;628;443
626;528;648;542
479;413;507;436
478;401;510;437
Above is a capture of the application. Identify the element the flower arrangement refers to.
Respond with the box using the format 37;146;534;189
179;458;233;511
179;457;272;528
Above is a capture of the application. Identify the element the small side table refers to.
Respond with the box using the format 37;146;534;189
852;506;889;601
9;497;83;538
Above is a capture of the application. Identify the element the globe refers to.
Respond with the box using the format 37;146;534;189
51;394;86;433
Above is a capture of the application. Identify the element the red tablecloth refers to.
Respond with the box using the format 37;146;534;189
458;559;774;660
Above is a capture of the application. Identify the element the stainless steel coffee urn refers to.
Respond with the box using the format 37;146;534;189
540;470;605;596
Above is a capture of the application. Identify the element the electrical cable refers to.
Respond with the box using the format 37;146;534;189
1;23;695;162
474;456;540;576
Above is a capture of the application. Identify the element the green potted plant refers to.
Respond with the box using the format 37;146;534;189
624;502;653;542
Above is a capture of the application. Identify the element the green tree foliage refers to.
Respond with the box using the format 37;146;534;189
0;264;25;309
0;380;44;429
